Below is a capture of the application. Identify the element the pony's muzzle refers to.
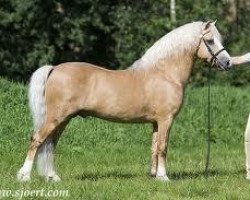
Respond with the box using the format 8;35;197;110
216;57;232;71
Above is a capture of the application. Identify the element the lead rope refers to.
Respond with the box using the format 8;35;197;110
205;64;212;177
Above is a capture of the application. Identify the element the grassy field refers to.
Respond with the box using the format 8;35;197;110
0;77;250;199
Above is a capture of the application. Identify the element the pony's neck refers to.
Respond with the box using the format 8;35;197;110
130;22;202;86
154;52;196;86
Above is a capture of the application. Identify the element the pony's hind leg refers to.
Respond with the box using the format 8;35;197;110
36;121;68;182
150;123;158;177
17;119;63;182
17;133;43;181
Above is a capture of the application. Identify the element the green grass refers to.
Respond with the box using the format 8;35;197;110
0;77;250;199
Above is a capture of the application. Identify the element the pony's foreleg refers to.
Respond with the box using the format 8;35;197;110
150;123;158;177
17;121;59;182
245;114;250;180
155;116;173;181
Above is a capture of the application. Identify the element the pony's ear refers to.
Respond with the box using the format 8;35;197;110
204;21;213;30
202;21;213;35
212;19;217;25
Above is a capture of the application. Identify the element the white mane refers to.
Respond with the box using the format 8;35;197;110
130;22;204;69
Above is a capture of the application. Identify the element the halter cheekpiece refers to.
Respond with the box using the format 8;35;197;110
202;38;226;65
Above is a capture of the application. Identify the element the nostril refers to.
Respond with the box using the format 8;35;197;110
226;60;230;67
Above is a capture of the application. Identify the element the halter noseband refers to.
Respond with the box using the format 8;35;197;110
202;37;226;66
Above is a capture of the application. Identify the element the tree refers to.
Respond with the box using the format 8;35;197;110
1;0;249;85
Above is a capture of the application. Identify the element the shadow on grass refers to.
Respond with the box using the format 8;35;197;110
76;169;245;181
170;169;245;180
76;171;138;181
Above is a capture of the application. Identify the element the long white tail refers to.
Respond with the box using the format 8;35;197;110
28;65;54;176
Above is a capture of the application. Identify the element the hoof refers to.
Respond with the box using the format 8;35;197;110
46;174;61;182
156;175;170;182
17;171;31;182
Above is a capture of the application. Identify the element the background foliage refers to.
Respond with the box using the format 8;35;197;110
1;0;250;84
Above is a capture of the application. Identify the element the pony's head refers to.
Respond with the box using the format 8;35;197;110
196;21;231;70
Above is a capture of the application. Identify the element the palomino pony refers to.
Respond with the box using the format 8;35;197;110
17;21;233;182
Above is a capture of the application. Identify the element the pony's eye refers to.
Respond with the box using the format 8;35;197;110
206;39;214;45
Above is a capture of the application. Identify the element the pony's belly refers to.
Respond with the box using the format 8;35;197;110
92;114;153;123
80;109;154;123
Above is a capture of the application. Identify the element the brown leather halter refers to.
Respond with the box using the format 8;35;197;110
202;38;226;67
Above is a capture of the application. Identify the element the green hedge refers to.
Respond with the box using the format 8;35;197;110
1;0;250;85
